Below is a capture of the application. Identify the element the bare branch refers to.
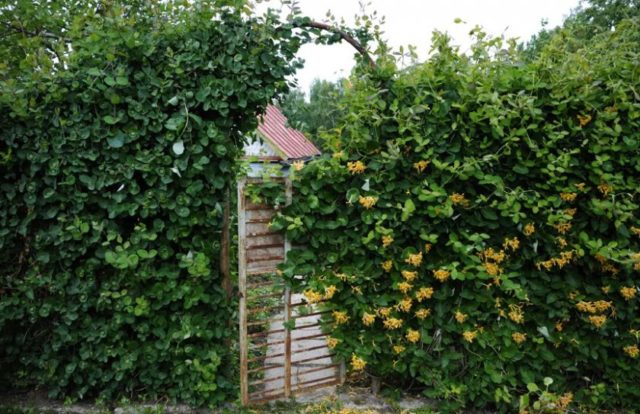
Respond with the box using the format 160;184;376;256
296;20;376;69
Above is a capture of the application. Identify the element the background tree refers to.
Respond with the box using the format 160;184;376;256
524;0;640;58
279;79;346;149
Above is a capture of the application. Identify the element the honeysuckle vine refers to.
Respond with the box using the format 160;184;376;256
273;18;640;412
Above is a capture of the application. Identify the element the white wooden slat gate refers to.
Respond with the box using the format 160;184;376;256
237;176;343;405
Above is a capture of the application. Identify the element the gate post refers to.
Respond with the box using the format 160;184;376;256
237;178;249;406
283;178;293;398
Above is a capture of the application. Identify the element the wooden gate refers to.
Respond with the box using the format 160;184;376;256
237;176;343;405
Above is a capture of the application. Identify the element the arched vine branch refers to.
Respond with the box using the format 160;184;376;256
294;20;377;69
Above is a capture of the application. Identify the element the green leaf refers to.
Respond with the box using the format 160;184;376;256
116;76;129;86
346;188;359;203
401;198;415;221
107;134;124;148
103;115;118;125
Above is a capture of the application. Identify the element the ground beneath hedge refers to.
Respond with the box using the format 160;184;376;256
0;386;447;414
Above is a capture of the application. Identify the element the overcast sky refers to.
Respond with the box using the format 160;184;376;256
255;0;582;95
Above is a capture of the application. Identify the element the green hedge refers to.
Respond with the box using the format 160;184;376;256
275;20;640;411
0;3;302;405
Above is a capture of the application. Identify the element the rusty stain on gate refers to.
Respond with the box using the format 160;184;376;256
237;176;344;405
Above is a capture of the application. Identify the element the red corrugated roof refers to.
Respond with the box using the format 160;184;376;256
257;105;321;160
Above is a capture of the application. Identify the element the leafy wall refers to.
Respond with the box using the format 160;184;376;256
0;3;303;405
275;19;640;411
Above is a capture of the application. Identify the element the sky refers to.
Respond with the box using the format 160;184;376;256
254;0;582;95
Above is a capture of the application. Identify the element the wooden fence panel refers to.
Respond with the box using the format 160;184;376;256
237;176;343;406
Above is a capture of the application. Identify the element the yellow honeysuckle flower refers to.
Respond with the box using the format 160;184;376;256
351;354;366;371
347;161;366;174
432;269;450;282
512;332;527;344
462;330;478;343
362;312;376;326
406;329;420;343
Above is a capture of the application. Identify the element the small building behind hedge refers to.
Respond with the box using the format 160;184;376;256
243;104;320;176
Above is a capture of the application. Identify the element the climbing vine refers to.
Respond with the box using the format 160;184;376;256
274;19;640;411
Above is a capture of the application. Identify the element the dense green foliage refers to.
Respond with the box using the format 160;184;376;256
275;18;640;411
525;0;640;58
279;79;346;149
0;1;304;405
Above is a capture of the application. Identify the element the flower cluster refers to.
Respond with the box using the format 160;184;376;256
449;193;469;206
397;282;413;294
304;289;324;304
401;270;418;282
620;286;637;301
406;329;421;343
326;336;339;349
508;304;525;324
347;161;366;174
598;183;612;196
396;298;412;313
415;308;431;319
481;247;506;263
560;193;578;202
304;286;337;303
362;312;376;326
351;354;366;371
463;330;478;343
556;393;574;411
432;268;451;282
560;192;577;202
292;160;304;171
512;332;527;344
405;252;423;267
382;235;394;248
576;300;612;314
324;285;337;299
333;310;349;325
415;286;434;302
554;221;572;234
383;317;403;330
588;315;607;328
536;250;575;271
523;222;535;236
358;196;378;209
381;260;393;272
577;114;592;127
454;311;468;323
481;247;506;280
557;237;568;248
413;160;430;173
624;345;639;359
503;237;520;251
